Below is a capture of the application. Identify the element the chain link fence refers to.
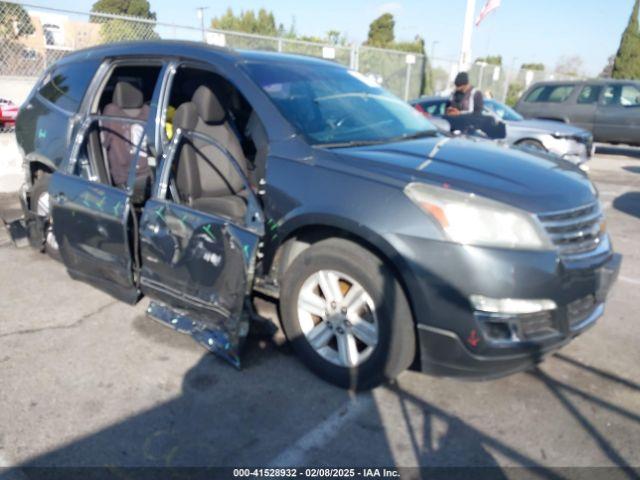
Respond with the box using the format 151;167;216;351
0;0;426;100
0;0;584;105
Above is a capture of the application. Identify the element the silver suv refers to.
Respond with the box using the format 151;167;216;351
515;79;640;146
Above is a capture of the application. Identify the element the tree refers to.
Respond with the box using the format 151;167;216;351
0;2;39;76
0;1;34;40
506;82;525;107
326;30;347;46
612;0;640;79
90;0;158;42
600;55;615;78
211;8;277;36
366;13;395;47
91;0;156;20
475;55;502;66
555;55;585;77
521;62;545;71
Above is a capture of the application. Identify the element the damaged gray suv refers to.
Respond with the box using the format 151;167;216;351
10;41;620;389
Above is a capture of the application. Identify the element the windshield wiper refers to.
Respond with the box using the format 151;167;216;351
315;130;439;149
394;130;439;141
314;139;391;148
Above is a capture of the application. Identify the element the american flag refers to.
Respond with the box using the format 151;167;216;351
475;0;501;26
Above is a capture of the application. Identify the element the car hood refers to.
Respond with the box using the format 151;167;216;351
331;136;596;213
508;118;590;137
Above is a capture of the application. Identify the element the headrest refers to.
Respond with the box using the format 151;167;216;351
192;85;225;124
173;102;198;131
113;81;143;109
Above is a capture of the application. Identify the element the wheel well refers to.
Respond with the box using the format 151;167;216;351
29;161;54;184
535;116;566;123
268;225;422;368
516;138;544;145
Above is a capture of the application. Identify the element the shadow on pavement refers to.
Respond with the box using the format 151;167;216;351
613;192;640;219
596;145;640;159
2;245;638;480
529;368;640;478
553;353;640;392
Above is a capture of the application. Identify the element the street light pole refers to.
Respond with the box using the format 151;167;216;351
196;7;209;42
430;40;439;61
458;0;476;71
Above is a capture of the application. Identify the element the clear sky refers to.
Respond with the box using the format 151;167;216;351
30;0;636;75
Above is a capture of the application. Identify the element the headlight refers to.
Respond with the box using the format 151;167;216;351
404;182;553;250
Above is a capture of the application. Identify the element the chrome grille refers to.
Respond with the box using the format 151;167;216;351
537;202;603;256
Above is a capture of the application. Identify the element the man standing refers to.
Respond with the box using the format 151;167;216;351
446;72;484;115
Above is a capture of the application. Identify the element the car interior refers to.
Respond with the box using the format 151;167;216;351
163;67;267;223
75;63;268;226
75;65;161;201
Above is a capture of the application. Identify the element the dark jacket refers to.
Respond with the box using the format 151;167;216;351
450;88;484;114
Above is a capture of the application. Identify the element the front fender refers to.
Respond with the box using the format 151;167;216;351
267;209;426;327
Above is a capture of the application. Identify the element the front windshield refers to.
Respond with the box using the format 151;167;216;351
243;61;437;146
485;99;524;121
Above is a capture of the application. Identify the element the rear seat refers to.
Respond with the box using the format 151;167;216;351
102;81;151;189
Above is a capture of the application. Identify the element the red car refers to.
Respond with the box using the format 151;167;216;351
0;98;18;130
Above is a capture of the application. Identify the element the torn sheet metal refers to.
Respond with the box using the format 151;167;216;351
146;300;241;368
2;217;30;248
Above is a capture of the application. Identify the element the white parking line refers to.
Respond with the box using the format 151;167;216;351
620;275;640;286
269;396;372;467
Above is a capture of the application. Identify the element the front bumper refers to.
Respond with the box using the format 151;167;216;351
544;136;593;165
392;234;621;379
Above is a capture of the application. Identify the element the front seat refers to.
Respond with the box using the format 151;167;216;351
171;86;249;222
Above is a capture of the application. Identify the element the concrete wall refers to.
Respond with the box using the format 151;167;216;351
0;133;23;193
0;78;37;192
1;77;38;105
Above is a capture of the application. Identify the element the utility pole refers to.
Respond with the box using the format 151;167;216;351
196;7;209;42
430;40;439;61
458;0;476;71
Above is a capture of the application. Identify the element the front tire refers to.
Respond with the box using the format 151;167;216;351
279;238;415;390
30;173;60;260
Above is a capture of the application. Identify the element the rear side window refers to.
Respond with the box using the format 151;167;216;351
525;84;575;103
421;101;446;116
38;60;100;112
418;102;447;116
525;86;545;102
577;85;602;104
546;85;574;103
602;84;640;107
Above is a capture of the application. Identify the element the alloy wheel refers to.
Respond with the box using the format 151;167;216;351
297;270;379;368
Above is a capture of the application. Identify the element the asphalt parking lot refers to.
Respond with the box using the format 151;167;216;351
0;145;639;476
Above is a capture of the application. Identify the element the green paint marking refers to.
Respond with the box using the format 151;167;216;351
243;244;250;258
96;197;106;209
155;206;166;221
37;129;47;139
202;224;216;241
271;233;278;240
113;201;122;215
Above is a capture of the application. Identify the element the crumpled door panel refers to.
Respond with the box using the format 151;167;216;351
140;199;260;367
